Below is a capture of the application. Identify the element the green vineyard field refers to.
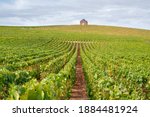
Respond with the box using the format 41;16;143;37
0;25;150;100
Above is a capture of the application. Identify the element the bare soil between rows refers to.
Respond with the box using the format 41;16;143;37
70;44;88;100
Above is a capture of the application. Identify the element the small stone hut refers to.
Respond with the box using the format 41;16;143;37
80;19;88;25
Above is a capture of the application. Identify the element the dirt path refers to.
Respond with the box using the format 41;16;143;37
70;44;88;100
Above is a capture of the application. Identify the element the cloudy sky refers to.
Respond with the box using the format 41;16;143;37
0;0;150;29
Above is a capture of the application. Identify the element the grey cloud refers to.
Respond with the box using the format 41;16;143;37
0;0;150;29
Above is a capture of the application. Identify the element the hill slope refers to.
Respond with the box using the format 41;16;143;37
0;25;150;100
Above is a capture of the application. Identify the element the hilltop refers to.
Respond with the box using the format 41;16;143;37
0;25;150;43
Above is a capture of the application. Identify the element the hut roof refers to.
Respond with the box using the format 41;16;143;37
80;19;87;23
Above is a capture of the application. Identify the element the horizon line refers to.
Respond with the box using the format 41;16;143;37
0;24;149;31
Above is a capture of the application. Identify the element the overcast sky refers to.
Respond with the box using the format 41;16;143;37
0;0;150;29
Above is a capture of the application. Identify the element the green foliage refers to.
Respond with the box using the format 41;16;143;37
0;25;150;100
81;41;150;100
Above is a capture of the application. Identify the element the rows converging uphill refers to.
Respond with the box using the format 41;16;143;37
0;26;150;100
0;39;77;100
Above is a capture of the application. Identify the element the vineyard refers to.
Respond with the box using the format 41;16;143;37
0;25;150;100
